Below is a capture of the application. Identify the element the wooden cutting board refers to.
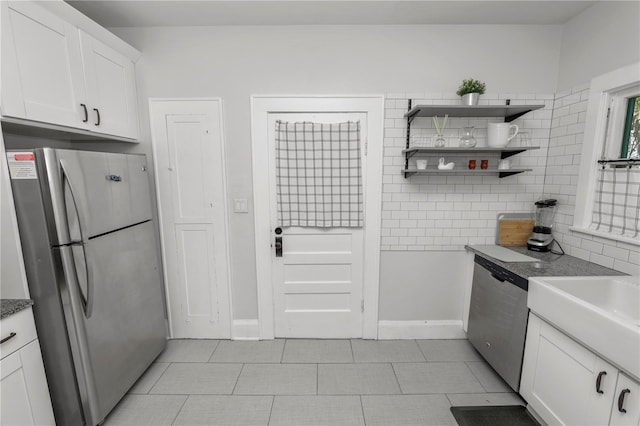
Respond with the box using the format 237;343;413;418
498;219;535;247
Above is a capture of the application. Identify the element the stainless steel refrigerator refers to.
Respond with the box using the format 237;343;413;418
7;148;167;426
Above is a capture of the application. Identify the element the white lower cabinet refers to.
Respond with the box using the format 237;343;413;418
0;308;55;426
611;374;640;426
521;313;640;426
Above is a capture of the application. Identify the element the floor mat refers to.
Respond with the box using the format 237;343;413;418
450;405;541;426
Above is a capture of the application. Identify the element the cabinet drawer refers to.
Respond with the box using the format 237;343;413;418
0;308;37;360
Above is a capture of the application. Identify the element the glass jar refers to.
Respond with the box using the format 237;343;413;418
459;126;477;148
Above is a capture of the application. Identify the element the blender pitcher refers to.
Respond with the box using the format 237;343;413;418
527;199;557;252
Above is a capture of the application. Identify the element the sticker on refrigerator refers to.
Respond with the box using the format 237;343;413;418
6;152;37;179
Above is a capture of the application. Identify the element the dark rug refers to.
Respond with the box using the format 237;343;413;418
450;405;541;426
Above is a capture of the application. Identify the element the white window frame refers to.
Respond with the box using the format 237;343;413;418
572;61;640;246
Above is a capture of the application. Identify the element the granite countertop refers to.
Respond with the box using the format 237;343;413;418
1;299;34;320
465;245;626;279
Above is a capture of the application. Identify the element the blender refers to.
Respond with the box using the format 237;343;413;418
527;199;557;252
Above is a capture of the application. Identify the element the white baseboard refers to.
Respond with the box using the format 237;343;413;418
232;319;260;340
377;320;466;340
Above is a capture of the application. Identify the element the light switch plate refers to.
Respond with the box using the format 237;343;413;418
233;198;248;213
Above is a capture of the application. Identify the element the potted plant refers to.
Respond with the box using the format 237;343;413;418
456;78;486;105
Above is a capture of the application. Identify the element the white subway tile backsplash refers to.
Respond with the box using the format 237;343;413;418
381;88;635;270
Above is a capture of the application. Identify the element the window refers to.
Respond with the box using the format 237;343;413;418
621;96;639;159
573;62;640;245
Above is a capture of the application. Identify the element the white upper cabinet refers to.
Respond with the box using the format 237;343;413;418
79;31;138;139
1;1;87;129
1;1;139;140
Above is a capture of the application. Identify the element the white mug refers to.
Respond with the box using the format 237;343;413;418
498;159;511;170
487;122;519;148
416;159;428;170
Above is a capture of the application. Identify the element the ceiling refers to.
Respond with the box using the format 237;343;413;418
65;1;598;27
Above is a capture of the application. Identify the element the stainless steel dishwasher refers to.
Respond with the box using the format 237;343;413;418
467;254;529;392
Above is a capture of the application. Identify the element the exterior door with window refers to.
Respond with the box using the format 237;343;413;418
269;114;366;338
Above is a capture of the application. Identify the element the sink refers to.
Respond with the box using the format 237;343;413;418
528;275;640;380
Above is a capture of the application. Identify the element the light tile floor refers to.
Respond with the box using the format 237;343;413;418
104;339;524;426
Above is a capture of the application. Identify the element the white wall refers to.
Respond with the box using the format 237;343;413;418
557;1;640;91
111;24;563;320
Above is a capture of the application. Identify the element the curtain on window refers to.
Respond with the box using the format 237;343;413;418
592;165;640;237
275;120;363;228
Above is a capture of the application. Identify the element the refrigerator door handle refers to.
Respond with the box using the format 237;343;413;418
76;243;95;318
61;160;94;318
58;246;101;425
59;160;86;244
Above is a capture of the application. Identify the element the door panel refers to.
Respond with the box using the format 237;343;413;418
167;117;216;223
150;100;231;339
269;113;366;338
174;224;220;335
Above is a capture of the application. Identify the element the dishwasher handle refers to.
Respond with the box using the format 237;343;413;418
490;273;506;282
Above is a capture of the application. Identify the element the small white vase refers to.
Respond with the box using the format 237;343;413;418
461;93;480;105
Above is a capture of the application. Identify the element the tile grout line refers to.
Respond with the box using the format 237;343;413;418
463;361;491;393
169;394;190;426
207;340;221;362
389;362;404;395
349;339;355;363
144;362;170;394
267;395;275;426
359;394;367;426
230;363;245;395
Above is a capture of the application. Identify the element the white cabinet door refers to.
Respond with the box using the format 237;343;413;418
521;313;616;426
1;1;87;128
610;373;640;426
0;341;55;426
0;350;35;426
79;30;138;139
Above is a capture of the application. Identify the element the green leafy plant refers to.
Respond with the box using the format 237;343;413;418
456;79;486;96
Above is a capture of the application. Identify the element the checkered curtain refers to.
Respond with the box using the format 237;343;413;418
275;120;363;227
592;166;640;237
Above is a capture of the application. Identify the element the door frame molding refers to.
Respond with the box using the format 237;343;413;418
148;97;233;338
250;95;384;340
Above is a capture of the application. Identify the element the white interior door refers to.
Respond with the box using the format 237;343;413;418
268;113;366;338
150;99;231;338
